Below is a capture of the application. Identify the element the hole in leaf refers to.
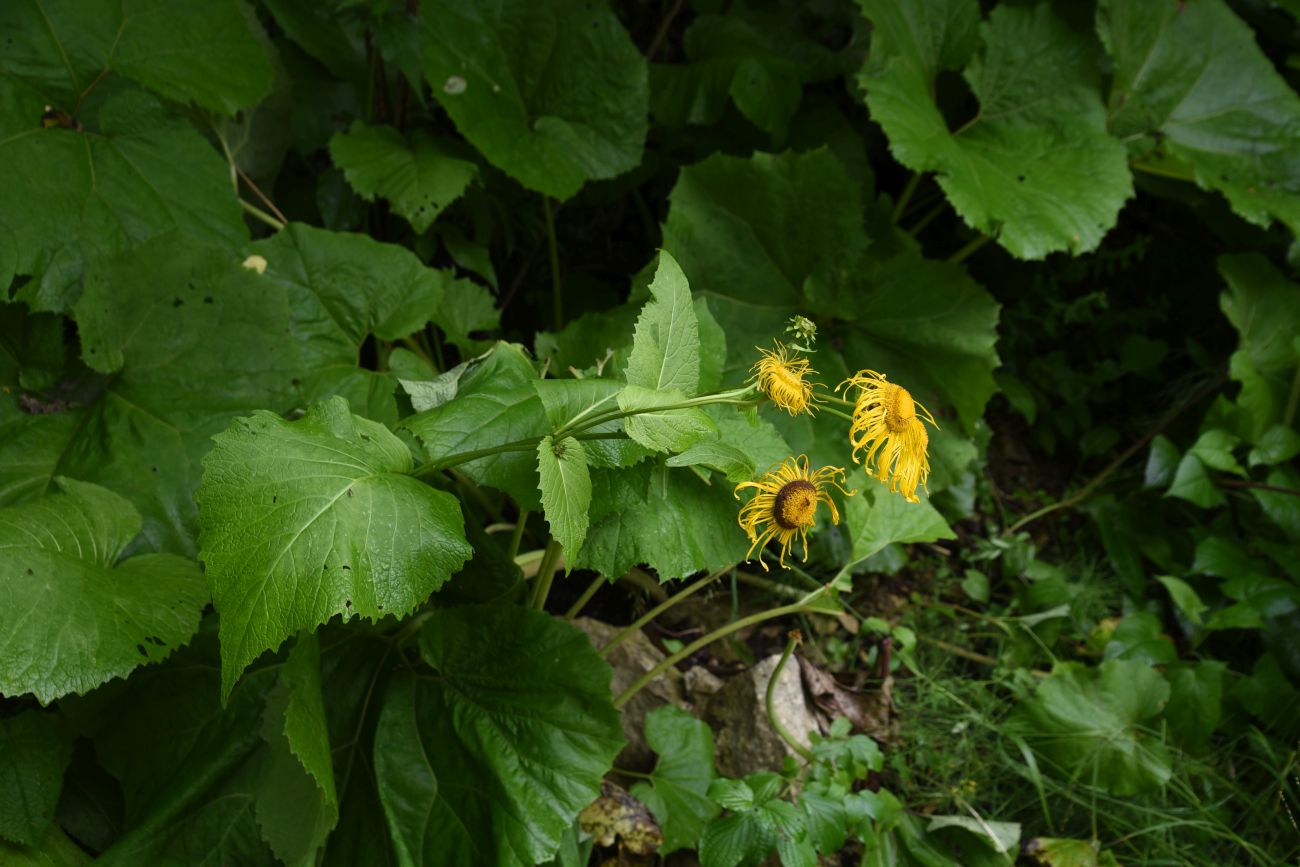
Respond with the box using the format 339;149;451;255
136;644;147;656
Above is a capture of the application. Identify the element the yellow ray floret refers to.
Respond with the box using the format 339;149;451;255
751;341;819;416
733;455;855;571
839;370;937;503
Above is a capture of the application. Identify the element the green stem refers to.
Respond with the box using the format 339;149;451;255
893;173;921;222
613;596;820;709
821;406;854;423
413;433;628;478
543;197;562;330
556;387;757;439
600;566;730;656
906;201;947;237
1285;363;1300;429
947;235;990;264
241;200;285;231
564;573;607;620
508;511;529;561
766;633;814;761
529;538;563;610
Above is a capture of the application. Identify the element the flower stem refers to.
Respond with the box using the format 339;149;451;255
766;632;814;762
556;387;758;439
529;538;563;610
507;511;529;561
564;573;607;620
612;595;822;709
600;566;730;656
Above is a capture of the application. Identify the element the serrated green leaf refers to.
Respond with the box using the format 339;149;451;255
418;0;648;200
0;478;207;703
197;396;472;701
435;276;501;353
0;0;271;116
0;711;73;846
838;485;954;577
330;122;476;234
699;811;776;867
533;378;648;469
630;706;721;854
797;792;848;855
1101;0;1300;235
576;463;747;580
626;251;701;394
858;1;1131;258
0;88;247;312
402;342;549;509
619;386;717;453
0;825;91;867
375;604;624;867
537;435;592;561
1011;659;1172;796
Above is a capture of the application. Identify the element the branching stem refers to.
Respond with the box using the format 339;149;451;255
600;566;730;656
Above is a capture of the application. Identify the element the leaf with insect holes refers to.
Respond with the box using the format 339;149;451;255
197;396;472;702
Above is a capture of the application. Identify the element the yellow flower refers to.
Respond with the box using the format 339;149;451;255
751;341;819;416
839;370;937;503
734;455;854;571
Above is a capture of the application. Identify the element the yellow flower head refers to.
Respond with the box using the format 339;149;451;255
734;455;855;571
751;341;819;416
839;370;937;503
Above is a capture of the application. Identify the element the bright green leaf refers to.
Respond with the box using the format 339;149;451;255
625;251;702;395
418;0;648;200
666;441;756;483
839;485;955;575
858;1;1131;258
1156;575;1208;625
435;276;501;354
197;396;472;701
699;811;775;867
537;435;592;561
0;478;207;703
927;815;1020;855
630;706;721;854
375;604;624;867
619;386;717;453
330;122;476;234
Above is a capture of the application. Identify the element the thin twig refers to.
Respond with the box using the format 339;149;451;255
237;165;288;224
600;567;730;656
646;0;686;59
241;200;285;231
1217;477;1300;497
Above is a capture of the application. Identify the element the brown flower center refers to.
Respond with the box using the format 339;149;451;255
886;385;917;433
773;480;818;529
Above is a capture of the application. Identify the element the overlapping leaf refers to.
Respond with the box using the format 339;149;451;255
0;478;207;703
374;604;624;867
418;0;648;200
0;711;73;846
197;396;472;701
857;0;1131;258
631;706;721;854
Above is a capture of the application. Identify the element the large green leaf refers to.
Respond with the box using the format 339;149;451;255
618;386;718;454
197;396;472;701
1100;0;1300;235
857;0;1131;258
402;342;549;510
625;251;702;395
374;604;624;867
0;88;247;312
0;711;73;846
0;0;272;115
575;463;747;580
537;435;592;561
0;478;207;704
417;0;648;200
1010;659;1172;796
837;486;955;580
533;378;648;469
663;149;1000;428
329;122;477;234
631;706;721;855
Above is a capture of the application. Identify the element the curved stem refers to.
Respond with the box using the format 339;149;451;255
766;632;814;761
892;173;921;223
600;566;730;656
529;538;563;610
508;511;529;561
612;596;819;709
564;573;607;620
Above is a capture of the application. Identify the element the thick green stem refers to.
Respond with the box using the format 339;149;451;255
564;573;607;620
529;538;563;610
543;197;562;330
508;511;529;561
600;566;730;656
555;387;758;440
766;633;815;762
613;596;820;709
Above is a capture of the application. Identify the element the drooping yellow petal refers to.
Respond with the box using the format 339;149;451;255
750;341;819;416
838;371;937;503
